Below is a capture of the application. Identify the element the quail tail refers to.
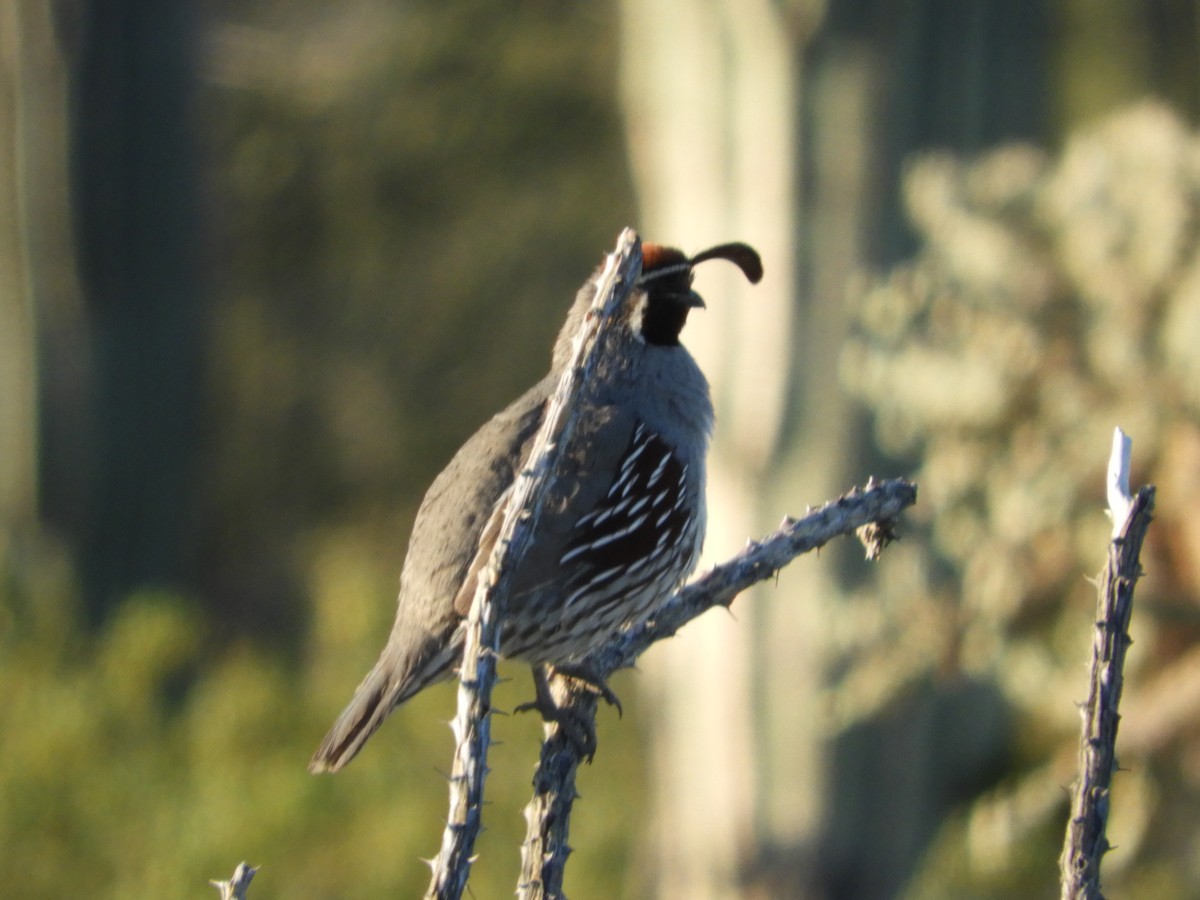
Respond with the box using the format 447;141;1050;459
309;659;402;773
309;639;455;773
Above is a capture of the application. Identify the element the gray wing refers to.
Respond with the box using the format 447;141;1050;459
395;375;553;642
450;397;639;618
309;376;550;772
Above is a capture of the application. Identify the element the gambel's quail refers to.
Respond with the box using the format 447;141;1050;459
310;239;763;773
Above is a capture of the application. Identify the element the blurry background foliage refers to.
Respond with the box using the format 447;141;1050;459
842;101;1200;899
3;0;1200;898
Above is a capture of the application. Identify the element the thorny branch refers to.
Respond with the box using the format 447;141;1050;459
215;232;916;898
1060;430;1155;900
424;229;644;900
516;476;917;898
210;863;257;900
418;228;917;899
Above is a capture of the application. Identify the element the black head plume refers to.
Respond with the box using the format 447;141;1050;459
637;241;763;345
687;242;764;284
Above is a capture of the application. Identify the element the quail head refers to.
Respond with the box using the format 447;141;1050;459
310;239;763;773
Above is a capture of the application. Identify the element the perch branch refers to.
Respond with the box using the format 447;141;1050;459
1106;427;1133;538
1059;429;1155;900
423;229;644;900
518;475;919;898
210;863;257;900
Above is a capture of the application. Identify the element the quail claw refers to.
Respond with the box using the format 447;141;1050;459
515;664;613;760
552;662;623;718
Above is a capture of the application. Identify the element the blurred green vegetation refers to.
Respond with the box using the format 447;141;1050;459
0;525;646;897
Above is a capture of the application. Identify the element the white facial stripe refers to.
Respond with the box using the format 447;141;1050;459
638;262;691;283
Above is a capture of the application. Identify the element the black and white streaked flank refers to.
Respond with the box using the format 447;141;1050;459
309;237;763;773
501;422;700;662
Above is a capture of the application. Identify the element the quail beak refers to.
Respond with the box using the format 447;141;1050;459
686;290;706;310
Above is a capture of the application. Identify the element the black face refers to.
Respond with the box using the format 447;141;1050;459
639;246;697;346
637;242;763;347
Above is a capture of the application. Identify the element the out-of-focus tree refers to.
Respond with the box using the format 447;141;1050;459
623;2;1200;898
622;2;1049;898
620;1;800;896
54;4;208;625
843;102;1200;899
0;3;37;537
1;3;81;547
